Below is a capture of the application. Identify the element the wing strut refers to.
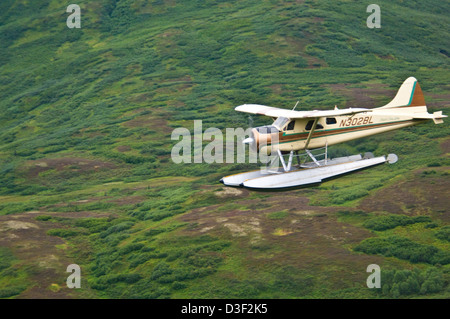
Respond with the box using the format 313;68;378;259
304;117;320;149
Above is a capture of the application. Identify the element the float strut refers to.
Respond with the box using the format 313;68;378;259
277;150;294;172
305;149;321;167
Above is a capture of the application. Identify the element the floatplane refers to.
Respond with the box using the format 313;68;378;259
221;77;446;189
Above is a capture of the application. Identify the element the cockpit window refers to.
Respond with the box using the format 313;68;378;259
305;120;324;131
273;117;290;131
286;121;295;131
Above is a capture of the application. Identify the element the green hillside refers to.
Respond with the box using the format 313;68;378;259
0;0;448;299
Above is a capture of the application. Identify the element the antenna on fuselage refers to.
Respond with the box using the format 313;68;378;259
292;100;300;111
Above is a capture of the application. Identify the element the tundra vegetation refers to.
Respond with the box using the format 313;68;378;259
0;0;448;298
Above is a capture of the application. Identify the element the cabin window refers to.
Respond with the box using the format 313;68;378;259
305;120;323;131
326;117;337;125
286;121;295;131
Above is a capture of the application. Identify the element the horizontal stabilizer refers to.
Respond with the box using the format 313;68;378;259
433;111;446;124
406;110;447;124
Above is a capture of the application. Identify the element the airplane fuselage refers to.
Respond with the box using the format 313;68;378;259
254;106;427;154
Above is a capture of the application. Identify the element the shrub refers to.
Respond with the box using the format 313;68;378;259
35;215;53;221
267;210;289;220
0;285;27;298
47;228;79;238
129;253;152;268
150;262;173;281
362;214;432;231
172;282;187;290
118;243;144;255
73;218;111;233
435;226;450;242
0;248;15;271
92;273;143;290
100;221;135;238
354;236;449;265
380;267;445;297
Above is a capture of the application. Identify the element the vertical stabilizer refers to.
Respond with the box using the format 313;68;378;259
378;77;426;109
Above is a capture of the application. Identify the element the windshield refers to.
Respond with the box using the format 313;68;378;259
272;117;290;131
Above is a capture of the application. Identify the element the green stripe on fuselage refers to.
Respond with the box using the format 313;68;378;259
277;119;414;144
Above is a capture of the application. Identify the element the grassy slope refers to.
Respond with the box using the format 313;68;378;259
0;0;449;298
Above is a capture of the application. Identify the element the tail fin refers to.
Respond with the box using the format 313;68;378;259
379;77;426;109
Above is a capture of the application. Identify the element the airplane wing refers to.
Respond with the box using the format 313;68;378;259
235;104;369;118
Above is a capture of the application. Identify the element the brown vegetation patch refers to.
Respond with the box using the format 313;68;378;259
179;191;368;246
30;210;111;219
376;54;395;60
441;139;450;154
122;111;171;133
117;145;132;152
155;83;193;95
328;83;393;108
283;36;326;68
25;157;116;178
0;210;111;298
358;174;449;221
127;93;154;103
42;197;107;210
107;196;146;206
0;213;72;298
179;191;379;288
427;93;450;109
166;76;192;82
214;187;244;198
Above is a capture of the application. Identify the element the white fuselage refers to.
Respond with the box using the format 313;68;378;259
257;106;427;153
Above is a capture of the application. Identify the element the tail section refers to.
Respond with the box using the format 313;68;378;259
379;77;426;109
377;77;447;124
